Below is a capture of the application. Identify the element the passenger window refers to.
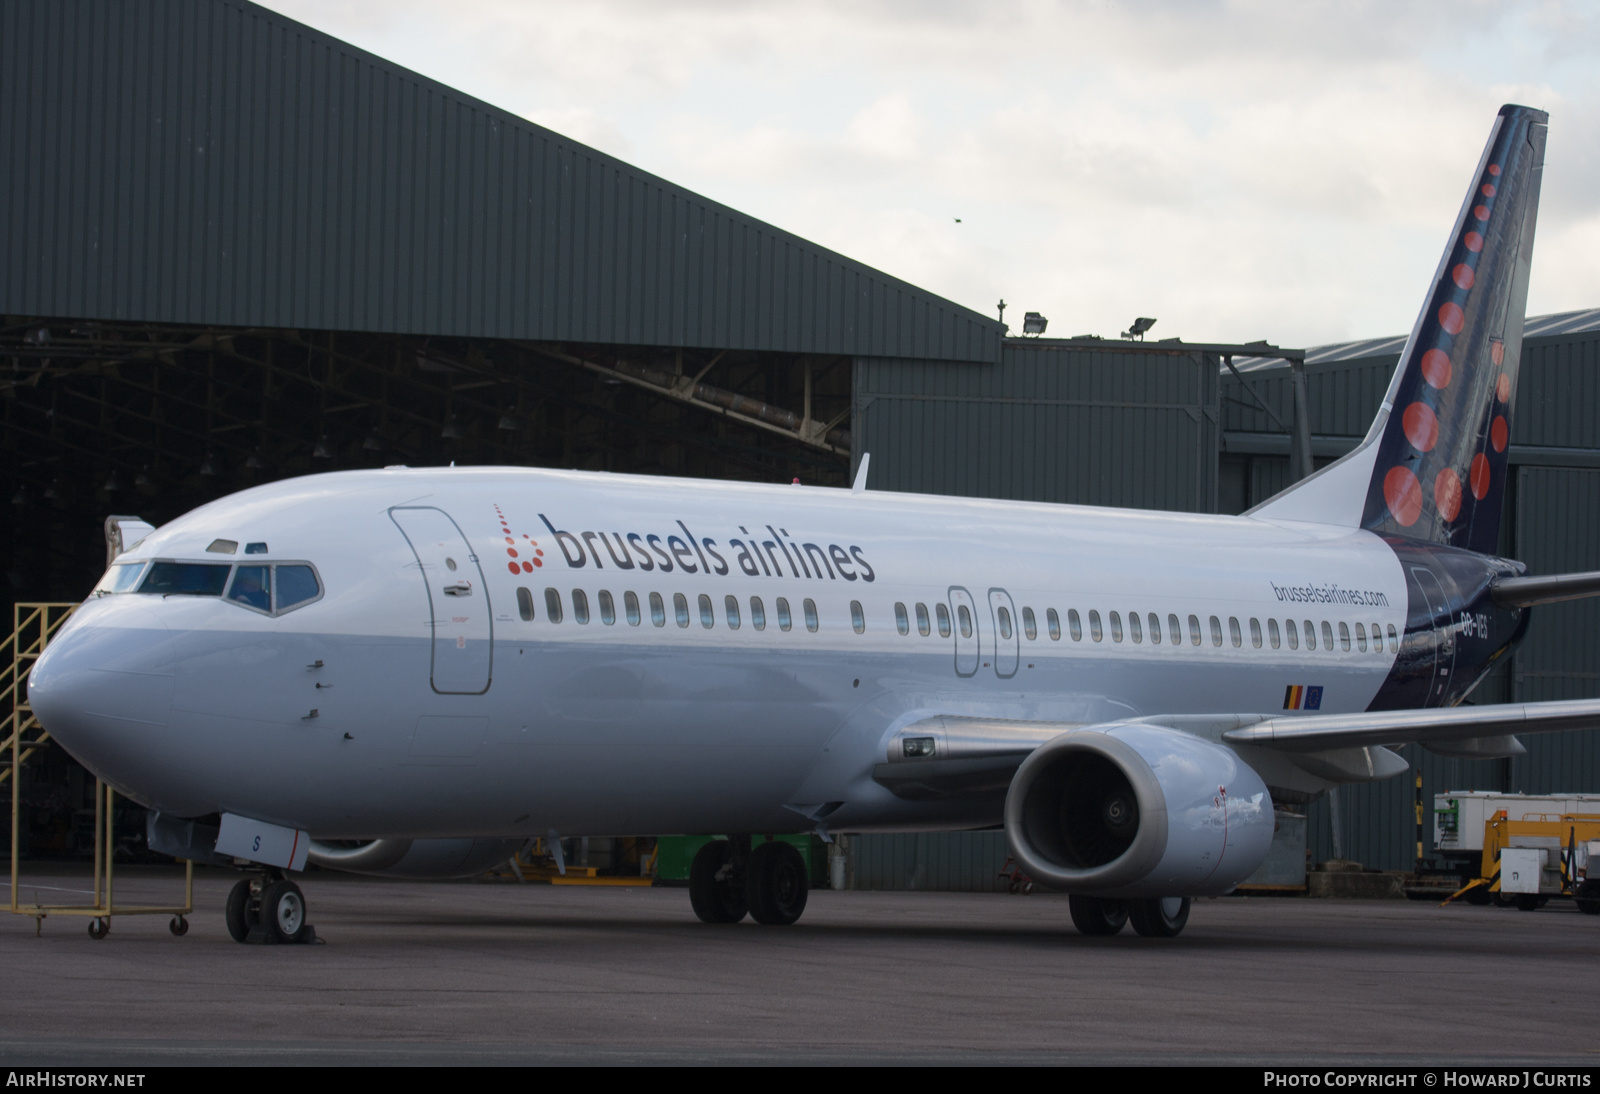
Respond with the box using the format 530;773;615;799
573;589;590;625
998;606;1013;640
1323;621;1335;650
804;598;819;632
228;565;271;612
1089;610;1104;643
1304;620;1316;650
1268;618;1281;648
699;593;715;629
1387;623;1398;649
916;603;931;636
1339;622;1351;651
1168;614;1182;645
1249;618;1262;648
1022;607;1036;640
751;597;766;631
1068;609;1083;641
725;595;741;630
624;591;641;626
851;601;865;634
517;587;535;622
140;561;232;596
1286;619;1299;650
895;602;910;636
958;605;973;638
598;590;616;625
1148;613;1161;644
649;591;666;627
777;597;793;631
545;588;564;623
674;593;690;628
1355;622;1367;651
1047;608;1061;641
1229;617;1242;648
1207;615;1221;647
1188;614;1201;646
936;603;951;638
1128;611;1141;643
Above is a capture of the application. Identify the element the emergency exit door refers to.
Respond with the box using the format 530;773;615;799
391;506;493;694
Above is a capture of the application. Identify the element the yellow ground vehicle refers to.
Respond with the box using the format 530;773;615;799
1443;808;1600;913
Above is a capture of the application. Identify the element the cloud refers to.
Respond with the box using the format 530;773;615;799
259;0;1600;346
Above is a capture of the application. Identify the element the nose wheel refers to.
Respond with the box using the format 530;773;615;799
225;873;318;944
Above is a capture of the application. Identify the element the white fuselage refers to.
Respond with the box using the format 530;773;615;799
31;466;1409;839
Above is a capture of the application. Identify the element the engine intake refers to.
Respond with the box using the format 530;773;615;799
1005;725;1273;898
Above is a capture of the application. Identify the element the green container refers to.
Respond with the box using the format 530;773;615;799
654;835;828;886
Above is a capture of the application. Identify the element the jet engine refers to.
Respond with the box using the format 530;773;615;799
307;838;525;879
1004;724;1273;898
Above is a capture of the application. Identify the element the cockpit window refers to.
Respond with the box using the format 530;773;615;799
275;565;321;612
228;565;272;612
140;562;232;596
93;562;148;595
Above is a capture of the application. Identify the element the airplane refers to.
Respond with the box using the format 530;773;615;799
28;104;1600;943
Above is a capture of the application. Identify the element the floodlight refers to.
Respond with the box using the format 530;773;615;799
1122;317;1157;340
1022;312;1048;335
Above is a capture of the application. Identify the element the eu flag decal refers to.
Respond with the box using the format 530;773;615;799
1283;685;1323;711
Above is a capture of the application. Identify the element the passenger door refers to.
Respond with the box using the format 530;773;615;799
988;588;1019;678
391;506;493;695
949;586;980;678
1410;567;1455;707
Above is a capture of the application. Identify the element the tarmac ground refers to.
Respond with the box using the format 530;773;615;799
2;865;1598;1066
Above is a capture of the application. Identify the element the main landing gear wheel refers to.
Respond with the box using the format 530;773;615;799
745;841;809;926
1068;895;1129;936
689;840;749;924
1128;897;1191;938
261;879;310;943
225;878;258;943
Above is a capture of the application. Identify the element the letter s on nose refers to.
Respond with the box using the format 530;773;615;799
253;836;261;852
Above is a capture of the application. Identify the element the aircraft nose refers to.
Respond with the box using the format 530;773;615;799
28;598;176;791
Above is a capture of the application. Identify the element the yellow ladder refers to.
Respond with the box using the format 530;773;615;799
6;602;193;937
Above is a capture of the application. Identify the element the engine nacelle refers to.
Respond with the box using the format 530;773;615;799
1004;724;1273;898
307;838;524;879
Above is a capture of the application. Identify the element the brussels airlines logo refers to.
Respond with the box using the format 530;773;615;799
496;504;546;575
533;514;876;583
1270;580;1389;608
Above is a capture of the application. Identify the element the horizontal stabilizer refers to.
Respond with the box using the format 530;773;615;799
1222;699;1600;753
1491;570;1600;608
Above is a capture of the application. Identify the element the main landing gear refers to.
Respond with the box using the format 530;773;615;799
1069;894;1191;938
225;871;319;944
689;837;810;926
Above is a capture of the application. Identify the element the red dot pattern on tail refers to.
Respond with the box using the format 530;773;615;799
1434;469;1462;521
1384;467;1423;526
1403;402;1439;452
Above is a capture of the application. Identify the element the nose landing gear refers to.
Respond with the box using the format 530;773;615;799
688;837;810;926
225;872;318;944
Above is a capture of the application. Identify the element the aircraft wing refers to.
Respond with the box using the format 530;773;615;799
872;700;1600;801
1218;698;1600;752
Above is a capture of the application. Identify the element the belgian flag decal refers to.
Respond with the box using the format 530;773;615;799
1284;685;1323;711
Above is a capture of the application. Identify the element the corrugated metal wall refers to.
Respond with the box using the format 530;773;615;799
0;0;1001;361
854;342;1219;511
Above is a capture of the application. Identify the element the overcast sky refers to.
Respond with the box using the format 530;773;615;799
262;0;1599;350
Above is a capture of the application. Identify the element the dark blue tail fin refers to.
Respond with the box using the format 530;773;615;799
1252;105;1547;555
